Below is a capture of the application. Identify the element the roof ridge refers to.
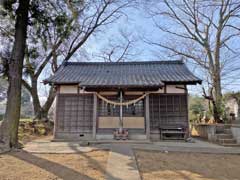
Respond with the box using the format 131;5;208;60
65;60;184;66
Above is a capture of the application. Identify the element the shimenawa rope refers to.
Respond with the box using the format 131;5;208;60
95;92;149;106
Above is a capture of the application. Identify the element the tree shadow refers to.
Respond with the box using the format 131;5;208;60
67;143;123;180
11;150;95;180
68;143;145;180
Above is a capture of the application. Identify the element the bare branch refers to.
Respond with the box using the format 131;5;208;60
22;79;32;95
96;29;138;62
35;39;63;78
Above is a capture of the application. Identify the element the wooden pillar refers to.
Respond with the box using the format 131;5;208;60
53;86;60;139
119;90;123;132
92;94;97;139
145;94;150;139
185;86;190;138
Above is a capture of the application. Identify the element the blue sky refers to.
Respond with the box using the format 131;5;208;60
39;2;240;99
82;4;240;95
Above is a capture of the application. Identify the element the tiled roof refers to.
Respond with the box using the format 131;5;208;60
44;60;202;88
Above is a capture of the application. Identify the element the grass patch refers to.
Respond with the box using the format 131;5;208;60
20;118;33;122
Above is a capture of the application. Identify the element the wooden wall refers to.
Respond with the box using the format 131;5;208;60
59;85;78;94
56;94;93;133
55;85;188;138
149;94;188;131
98;117;145;129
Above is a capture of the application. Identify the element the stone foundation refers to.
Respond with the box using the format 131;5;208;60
231;124;240;144
54;132;94;141
191;124;225;142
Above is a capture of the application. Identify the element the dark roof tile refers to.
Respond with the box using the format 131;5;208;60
44;60;202;87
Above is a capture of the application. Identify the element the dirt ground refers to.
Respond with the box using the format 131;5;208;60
0;150;109;180
135;150;240;180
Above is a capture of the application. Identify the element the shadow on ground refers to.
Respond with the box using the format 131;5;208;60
10;150;96;180
68;143;123;180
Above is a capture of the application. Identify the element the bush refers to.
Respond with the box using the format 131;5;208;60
189;96;206;123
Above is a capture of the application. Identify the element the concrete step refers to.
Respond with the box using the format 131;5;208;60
224;129;232;134
96;134;148;140
218;138;236;144
216;134;233;139
52;139;152;145
221;143;240;147
224;124;232;129
89;140;152;145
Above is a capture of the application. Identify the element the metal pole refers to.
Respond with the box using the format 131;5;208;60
119;90;123;133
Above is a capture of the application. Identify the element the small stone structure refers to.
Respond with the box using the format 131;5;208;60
231;124;240;144
191;124;221;141
225;97;239;122
191;123;240;146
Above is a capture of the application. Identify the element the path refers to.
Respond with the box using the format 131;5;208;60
24;141;141;180
133;139;240;154
105;144;141;180
23;138;240;180
24;141;105;153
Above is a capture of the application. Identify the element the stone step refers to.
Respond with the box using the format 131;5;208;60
224;129;232;134
218;138;236;144
224;124;232;129
89;140;152;145
216;134;233;139
221;143;240;147
96;134;148;140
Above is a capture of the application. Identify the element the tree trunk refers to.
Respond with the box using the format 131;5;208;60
212;72;222;122
31;77;42;116
34;109;49;121
42;86;56;115
33;85;56;121
212;100;221;123
0;0;30;148
23;76;56;121
212;49;222;122
211;21;223;123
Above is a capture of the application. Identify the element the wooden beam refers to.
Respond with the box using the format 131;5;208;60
85;87;160;92
92;94;97;139
145;94;150;139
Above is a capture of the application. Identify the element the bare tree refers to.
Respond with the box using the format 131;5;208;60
146;0;240;122
20;0;133;120
96;29;138;62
